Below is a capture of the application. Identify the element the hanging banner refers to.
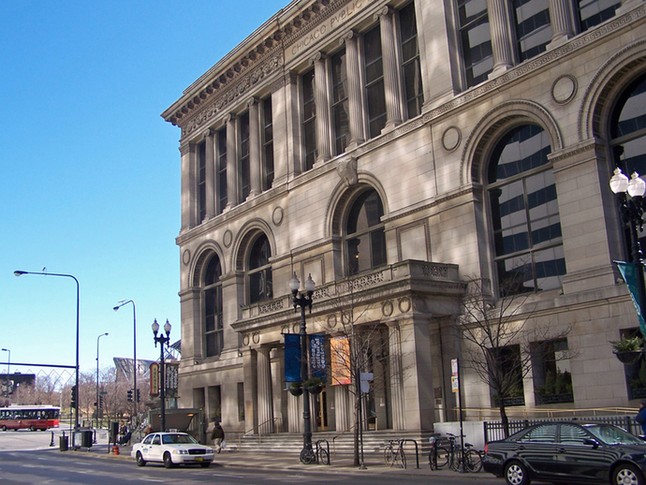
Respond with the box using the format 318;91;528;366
616;261;646;338
284;333;301;383
309;334;326;380
149;362;160;397
330;336;352;385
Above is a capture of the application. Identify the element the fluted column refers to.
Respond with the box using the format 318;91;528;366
377;7;402;130
388;322;405;430
343;30;364;149
225;113;238;210
288;393;302;432
334;385;351;431
548;0;575;47
180;143;192;230
487;0;514;76
313;52;331;165
248;98;261;197
257;346;274;434
204;129;215;219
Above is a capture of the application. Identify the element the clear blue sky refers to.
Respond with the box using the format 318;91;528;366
1;0;288;382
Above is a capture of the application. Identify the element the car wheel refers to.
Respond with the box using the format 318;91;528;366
504;460;531;485
135;451;146;467
200;462;211;468
1;426;6;431
163;452;174;468
613;463;644;485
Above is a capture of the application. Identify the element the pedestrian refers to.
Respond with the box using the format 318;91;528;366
210;421;225;453
637;402;646;435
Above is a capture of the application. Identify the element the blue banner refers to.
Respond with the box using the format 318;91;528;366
309;334;327;380
284;334;301;383
616;261;646;338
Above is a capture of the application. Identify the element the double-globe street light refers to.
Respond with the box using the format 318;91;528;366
289;272;316;465
14;270;80;429
152;319;171;433
95;332;108;432
113;300;138;427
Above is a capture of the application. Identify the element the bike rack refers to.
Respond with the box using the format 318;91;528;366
315;439;330;465
399;438;420;469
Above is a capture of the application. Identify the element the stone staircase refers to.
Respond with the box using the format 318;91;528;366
229;429;434;460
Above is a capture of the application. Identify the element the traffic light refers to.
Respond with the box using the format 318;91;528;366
70;386;77;408
136;389;140;403
99;395;104;409
127;389;133;402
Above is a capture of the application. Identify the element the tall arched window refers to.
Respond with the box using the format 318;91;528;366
203;255;223;357
488;124;565;295
610;74;646;255
345;189;386;275
248;234;273;304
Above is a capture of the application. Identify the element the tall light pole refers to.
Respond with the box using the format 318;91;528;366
1;349;9;398
152;319;171;432
289;272;316;465
95;333;108;431
609;168;646;339
14;270;80;429
113;300;137;427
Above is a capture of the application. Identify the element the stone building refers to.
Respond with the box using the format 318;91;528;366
162;0;646;436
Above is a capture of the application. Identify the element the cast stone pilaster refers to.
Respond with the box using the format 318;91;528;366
377;7;402;130
248;98;261;197
313;52;331;165
343;31;365;149
487;0;514;76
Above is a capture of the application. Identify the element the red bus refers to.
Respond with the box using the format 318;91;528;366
0;405;60;431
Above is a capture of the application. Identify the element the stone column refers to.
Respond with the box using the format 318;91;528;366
377;7;402;130
248;98;261;198
257;346;274;434
313;52;331;165
180;143;193;230
271;78;290;184
548;0;575;47
204;129;215;219
388;321;405;430
225;113;238;210
288;393;302;432
487;0;514;76
333;385;351;431
343;30;364;149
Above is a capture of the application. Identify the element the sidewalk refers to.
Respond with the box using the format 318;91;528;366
80;442;498;480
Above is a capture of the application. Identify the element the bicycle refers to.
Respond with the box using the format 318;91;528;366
444;433;483;473
428;435;450;470
383;439;406;468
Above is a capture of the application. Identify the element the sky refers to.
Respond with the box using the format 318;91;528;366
1;0;289;384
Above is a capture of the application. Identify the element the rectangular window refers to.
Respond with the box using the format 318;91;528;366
204;286;223;357
216;128;227;213
331;49;350;155
238;112;250;201
399;2;423;118
237;382;245;421
197;140;207;223
262;97;274;191
513;0;552;61
458;0;493;87
577;0;620;32
531;339;573;405
364;25;386;138
302;69;317;171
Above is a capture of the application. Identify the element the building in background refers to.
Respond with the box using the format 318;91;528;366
162;0;646;436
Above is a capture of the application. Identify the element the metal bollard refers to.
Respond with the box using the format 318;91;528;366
50;431;54;447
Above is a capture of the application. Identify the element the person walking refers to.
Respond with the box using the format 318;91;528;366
211;421;225;453
637;402;646;435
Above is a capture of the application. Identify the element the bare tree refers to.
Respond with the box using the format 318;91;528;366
458;276;572;437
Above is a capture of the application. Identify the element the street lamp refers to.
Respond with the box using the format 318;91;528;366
152;319;171;432
95;332;108;432
14;270;80;429
1;349;9;398
609;168;646;338
113;300;137;428
289;272;316;465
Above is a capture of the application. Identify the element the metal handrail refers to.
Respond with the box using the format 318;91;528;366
237;417;283;444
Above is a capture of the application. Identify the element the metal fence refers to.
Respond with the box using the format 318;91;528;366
483;415;639;443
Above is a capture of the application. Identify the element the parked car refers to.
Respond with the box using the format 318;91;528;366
131;432;214;468
483;421;646;485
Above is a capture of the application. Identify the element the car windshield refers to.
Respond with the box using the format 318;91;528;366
584;424;645;445
162;433;198;445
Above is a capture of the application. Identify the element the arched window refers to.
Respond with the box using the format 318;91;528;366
610;74;646;255
488;124;565;295
345;189;386;275
248;235;273;304
203;255;223;357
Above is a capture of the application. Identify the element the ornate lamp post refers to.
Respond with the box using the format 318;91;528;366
14;270;80;429
113;300;138;428
289;272;316;465
609;168;646;340
152;319;171;432
95;332;108;432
